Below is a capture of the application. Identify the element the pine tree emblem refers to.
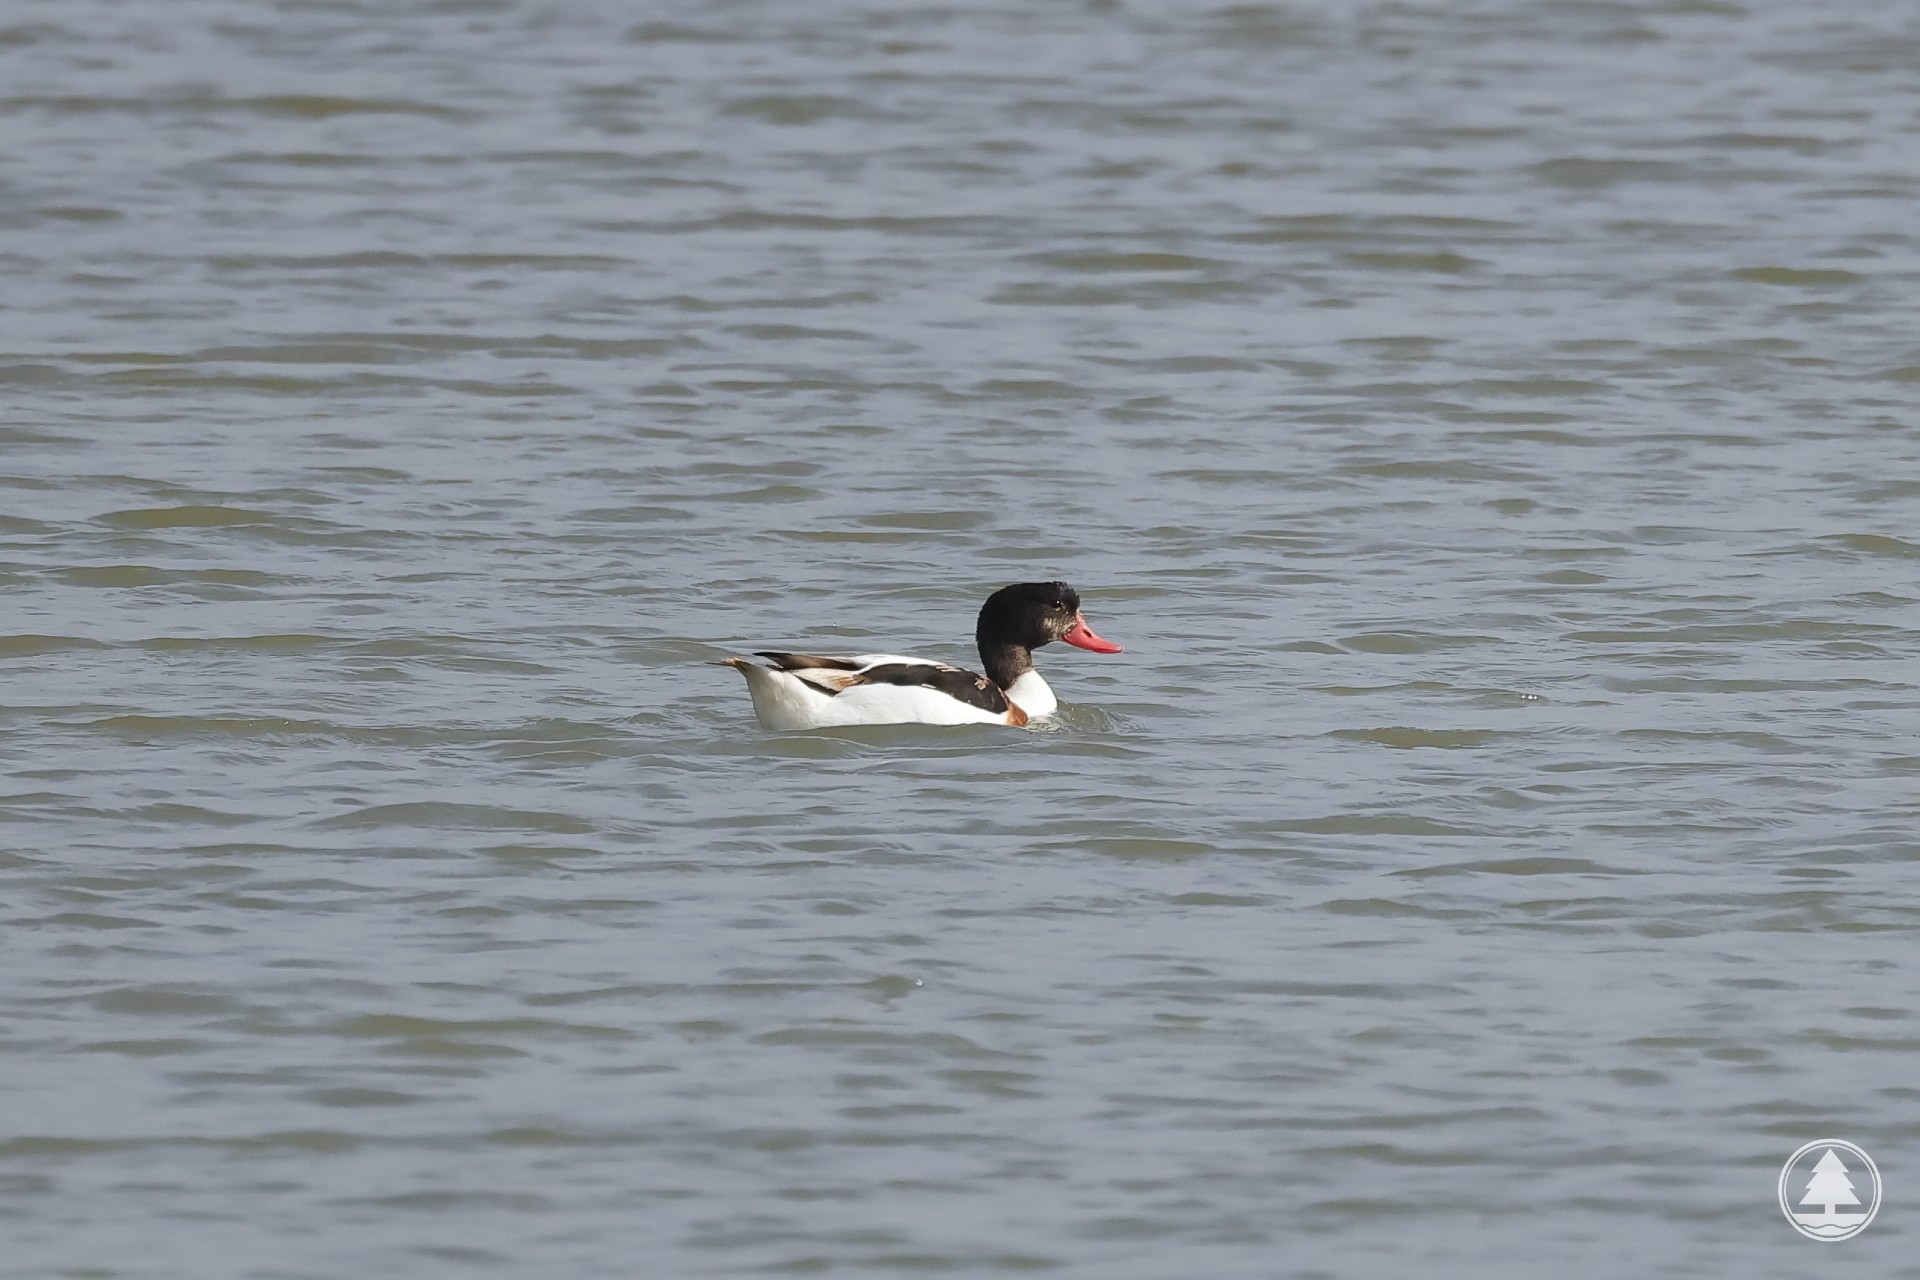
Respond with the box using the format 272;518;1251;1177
1780;1141;1881;1241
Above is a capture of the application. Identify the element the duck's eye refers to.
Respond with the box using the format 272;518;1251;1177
1049;599;1062;609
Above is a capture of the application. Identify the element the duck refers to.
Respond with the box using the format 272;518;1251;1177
724;580;1123;729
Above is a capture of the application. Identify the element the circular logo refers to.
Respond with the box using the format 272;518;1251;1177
1779;1139;1881;1242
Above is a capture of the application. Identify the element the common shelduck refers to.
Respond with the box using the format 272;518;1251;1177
724;581;1123;729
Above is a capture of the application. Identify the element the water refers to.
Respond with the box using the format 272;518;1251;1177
2;1;1917;1275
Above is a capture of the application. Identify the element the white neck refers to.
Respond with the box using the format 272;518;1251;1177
1004;669;1056;718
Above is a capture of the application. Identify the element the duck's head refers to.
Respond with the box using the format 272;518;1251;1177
976;581;1123;655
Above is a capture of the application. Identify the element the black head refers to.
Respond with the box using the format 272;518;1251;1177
976;581;1083;652
973;582;1122;694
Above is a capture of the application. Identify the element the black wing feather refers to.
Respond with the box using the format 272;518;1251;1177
755;652;863;672
856;663;1010;714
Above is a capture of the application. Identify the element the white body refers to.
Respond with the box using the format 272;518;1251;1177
1003;670;1057;718
730;654;1056;730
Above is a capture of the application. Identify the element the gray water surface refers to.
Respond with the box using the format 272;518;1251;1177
2;1;1918;1276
